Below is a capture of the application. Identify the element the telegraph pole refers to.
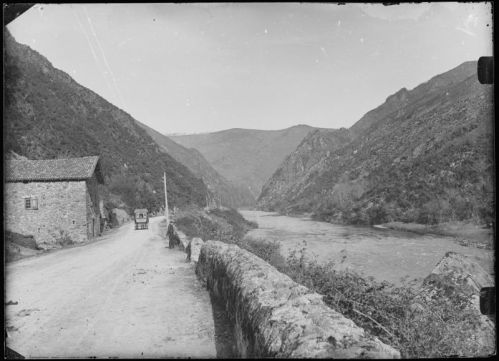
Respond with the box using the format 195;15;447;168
164;172;169;227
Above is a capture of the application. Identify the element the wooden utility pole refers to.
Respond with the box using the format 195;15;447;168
164;172;169;227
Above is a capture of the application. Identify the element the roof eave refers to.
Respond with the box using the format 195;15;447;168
5;177;93;183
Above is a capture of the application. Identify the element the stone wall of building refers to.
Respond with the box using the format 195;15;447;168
4;181;88;248
85;175;101;239
196;240;401;359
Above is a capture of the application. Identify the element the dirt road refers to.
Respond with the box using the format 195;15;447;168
5;217;216;358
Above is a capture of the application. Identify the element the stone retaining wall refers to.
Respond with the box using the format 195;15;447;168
166;223;189;250
196;240;400;359
187;238;204;263
166;224;199;263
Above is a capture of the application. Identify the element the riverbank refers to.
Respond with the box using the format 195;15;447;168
380;221;494;250
240;210;494;286
197;209;494;357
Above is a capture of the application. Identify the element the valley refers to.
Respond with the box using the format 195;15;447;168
170;125;319;198
4;3;494;358
137;122;255;208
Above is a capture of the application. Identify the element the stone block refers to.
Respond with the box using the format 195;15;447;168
187;237;204;263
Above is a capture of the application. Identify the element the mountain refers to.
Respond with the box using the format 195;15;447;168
4;30;209;213
258;61;494;226
137;122;255;207
258;128;352;212
170;125;318;199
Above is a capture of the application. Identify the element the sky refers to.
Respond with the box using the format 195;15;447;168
7;3;493;134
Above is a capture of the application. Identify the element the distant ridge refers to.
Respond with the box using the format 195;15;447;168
170;124;321;198
138;122;256;207
167;124;316;136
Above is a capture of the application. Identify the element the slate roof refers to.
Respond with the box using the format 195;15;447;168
5;156;104;183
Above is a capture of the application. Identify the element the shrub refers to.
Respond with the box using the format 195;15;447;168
232;237;288;273
167;223;181;249
175;213;219;240
54;229;74;246
175;208;257;243
231;237;492;358
208;208;257;239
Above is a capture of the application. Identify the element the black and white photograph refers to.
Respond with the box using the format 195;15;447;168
3;2;495;358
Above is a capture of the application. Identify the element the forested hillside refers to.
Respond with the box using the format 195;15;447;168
4;30;209;213
259;61;494;226
138;122;255;208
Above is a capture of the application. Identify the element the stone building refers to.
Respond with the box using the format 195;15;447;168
4;156;104;248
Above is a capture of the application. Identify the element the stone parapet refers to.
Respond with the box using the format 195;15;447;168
187;237;204;263
196;240;401;358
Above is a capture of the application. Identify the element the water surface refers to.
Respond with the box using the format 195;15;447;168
240;210;494;286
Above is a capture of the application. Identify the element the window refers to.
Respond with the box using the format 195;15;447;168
24;197;38;210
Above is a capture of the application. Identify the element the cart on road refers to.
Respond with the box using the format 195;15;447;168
134;208;149;230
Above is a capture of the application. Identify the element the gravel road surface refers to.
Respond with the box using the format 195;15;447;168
5;217;216;358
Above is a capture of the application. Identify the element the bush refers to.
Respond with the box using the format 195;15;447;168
175;207;257;243
231;237;288;273
54;229;74;246
229;237;492;358
208;208;257;239
175;213;219;240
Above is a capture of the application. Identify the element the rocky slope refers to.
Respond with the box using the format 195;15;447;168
170;125;318;199
258;61;494;226
416;252;495;356
257;128;352;211
138;122;255;208
4;30;209;212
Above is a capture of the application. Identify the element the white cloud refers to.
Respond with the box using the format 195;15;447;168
456;13;479;36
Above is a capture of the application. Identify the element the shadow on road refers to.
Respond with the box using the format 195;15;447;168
210;293;237;358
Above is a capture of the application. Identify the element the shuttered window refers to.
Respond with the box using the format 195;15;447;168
24;197;38;210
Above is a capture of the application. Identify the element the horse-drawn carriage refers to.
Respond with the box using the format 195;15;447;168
134;208;149;230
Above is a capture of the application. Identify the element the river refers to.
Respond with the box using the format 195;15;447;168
240;210;494;287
